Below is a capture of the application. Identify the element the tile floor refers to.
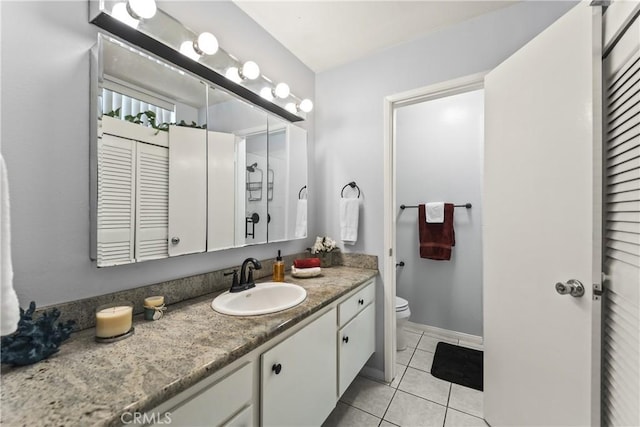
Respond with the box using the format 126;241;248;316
323;326;486;427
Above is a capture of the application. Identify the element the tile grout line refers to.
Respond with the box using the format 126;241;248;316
341;330;483;426
337;400;385;423
379;334;421;425
394;388;450;411
410;332;453;426
442;382;453;427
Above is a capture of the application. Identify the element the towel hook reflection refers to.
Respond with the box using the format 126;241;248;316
341;181;361;198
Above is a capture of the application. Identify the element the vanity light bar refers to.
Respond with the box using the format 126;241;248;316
90;3;306;123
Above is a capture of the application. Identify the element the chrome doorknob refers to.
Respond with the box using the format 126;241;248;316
555;279;585;297
171;237;180;245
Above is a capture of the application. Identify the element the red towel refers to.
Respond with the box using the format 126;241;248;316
294;258;321;268
418;203;455;261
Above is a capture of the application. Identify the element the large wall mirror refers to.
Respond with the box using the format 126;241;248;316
91;35;308;267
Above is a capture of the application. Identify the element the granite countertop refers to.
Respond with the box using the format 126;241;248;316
0;266;377;427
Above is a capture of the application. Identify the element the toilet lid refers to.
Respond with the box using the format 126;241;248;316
396;296;409;310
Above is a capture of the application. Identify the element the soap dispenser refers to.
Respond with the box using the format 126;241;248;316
273;250;285;282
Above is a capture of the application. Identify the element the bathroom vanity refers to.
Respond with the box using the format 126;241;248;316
0;267;377;426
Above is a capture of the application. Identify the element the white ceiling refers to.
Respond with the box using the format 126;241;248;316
233;1;518;72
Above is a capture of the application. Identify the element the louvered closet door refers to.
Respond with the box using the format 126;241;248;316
97;134;136;266
135;143;169;261
602;6;640;427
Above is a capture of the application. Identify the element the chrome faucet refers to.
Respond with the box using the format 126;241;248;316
229;257;262;293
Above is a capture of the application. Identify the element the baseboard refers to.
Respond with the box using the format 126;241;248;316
406;321;483;345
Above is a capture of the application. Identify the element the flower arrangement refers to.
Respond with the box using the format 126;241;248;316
310;236;337;254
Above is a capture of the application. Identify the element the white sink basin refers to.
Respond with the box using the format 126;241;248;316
211;282;307;316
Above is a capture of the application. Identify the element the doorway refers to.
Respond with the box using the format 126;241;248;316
395;88;484;337
382;73;486;381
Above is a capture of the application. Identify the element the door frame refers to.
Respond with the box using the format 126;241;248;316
382;72;487;382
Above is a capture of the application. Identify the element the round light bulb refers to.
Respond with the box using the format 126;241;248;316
194;32;218;55
126;0;157;19
112;2;139;28
274;82;290;99
179;41;201;61
260;87;274;101
285;103;298;114
299;99;314;113
225;67;242;83
241;61;260;80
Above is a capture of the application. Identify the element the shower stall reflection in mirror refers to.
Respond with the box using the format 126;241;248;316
383;72;486;383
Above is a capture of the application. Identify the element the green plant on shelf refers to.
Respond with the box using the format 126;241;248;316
104;108;206;134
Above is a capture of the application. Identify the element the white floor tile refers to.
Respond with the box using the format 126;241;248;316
384;390;446;427
390;363;407;389
322;402;382;427
408;348;434;373
404;330;421;349
340;376;396;418
448;384;483;418
444;408;487;427
417;334;457;353
395;347;414;366
397;367;451;406
379;421;399;427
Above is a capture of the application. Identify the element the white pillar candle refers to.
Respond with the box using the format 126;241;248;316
95;305;133;338
144;296;165;307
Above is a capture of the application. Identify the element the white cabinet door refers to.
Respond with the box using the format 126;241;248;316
168;126;206;256
223;405;253;427
97;134;136;266
261;308;337;427
484;2;601;425
135;143;168;261
338;303;375;397
207;130;236;251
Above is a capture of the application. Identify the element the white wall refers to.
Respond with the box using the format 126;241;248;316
315;1;575;370
396;89;484;336
0;1;315;306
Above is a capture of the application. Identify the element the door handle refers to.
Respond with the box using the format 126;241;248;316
555;279;585;297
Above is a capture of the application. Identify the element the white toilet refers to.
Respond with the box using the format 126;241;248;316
396;296;411;351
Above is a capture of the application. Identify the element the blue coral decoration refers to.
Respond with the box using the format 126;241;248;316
1;301;75;366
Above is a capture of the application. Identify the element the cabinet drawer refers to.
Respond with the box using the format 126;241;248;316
338;303;376;397
167;362;252;427
338;280;375;328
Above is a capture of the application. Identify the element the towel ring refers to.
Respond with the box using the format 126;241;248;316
341;181;361;198
298;185;307;200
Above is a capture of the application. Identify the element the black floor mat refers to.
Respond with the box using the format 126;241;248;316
431;341;483;391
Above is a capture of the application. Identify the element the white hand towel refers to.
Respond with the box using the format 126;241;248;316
294;199;307;238
1;154;20;336
291;266;322;278
340;198;360;245
426;202;445;223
